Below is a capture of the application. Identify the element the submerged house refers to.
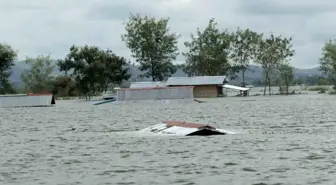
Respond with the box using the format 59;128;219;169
116;86;194;101
166;76;229;98
139;120;236;136
118;76;251;101
0;93;56;108
129;81;166;88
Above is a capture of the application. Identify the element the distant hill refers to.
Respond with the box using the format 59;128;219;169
10;61;322;86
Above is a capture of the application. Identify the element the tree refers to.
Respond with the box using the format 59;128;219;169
317;76;329;86
96;49;131;93
230;27;260;86
183;18;237;77
122;13;179;81
52;75;77;97
0;43;17;94
254;34;295;95
21;55;55;93
319;39;336;90
278;63;294;94
58;45;131;99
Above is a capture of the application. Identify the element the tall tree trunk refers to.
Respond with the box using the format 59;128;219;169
285;78;289;95
265;74;271;95
242;69;245;87
263;79;267;96
277;77;282;95
151;61;155;82
268;78;271;95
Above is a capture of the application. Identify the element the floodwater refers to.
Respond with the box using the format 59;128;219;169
1;93;336;185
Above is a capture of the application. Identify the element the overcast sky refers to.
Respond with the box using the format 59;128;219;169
1;0;335;69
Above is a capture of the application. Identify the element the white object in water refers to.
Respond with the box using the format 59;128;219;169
102;91;116;100
0;93;55;108
138;120;235;136
223;84;251;91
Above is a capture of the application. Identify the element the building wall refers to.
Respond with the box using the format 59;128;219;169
193;85;219;98
0;93;55;108
116;86;194;101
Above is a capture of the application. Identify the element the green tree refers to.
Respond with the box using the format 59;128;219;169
21;55;55;93
183;18;237;77
59;45;103;99
0;43;17;94
97;49;131;92
58;45;131;99
122;13;179;81
254;34;295;95
278;63;294;94
52;75;78;97
319;39;336;90
317;76;329;86
230;27;260;86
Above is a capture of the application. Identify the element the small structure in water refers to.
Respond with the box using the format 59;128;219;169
92;99;116;105
0;93;55;108
222;84;251;96
138;120;236;136
128;76;252;98
130;81;166;88
102;91;116;100
116;86;194;102
166;76;228;98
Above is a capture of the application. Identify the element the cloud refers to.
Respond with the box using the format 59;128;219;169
0;0;335;68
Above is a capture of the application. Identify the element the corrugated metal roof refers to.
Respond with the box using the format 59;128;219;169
138;121;236;136
130;81;166;88
223;84;250;91
120;86;194;91
166;76;228;86
0;93;55;108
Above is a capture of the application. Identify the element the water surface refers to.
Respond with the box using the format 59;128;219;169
1;94;336;185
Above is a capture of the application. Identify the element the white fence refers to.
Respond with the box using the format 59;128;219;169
116;86;194;101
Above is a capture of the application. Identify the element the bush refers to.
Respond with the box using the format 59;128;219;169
318;89;326;93
329;91;336;95
308;86;328;91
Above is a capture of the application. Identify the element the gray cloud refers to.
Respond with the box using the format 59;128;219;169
237;0;336;16
0;0;335;68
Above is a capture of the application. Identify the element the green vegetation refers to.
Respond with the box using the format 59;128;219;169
183;18;236;77
1;14;335;98
329;91;336;95
254;35;295;95
307;86;328;91
21;55;55;93
319;39;336;90
122;13;179;81
0;43;17;94
230;27;261;86
277;63;294;95
57;45;131;100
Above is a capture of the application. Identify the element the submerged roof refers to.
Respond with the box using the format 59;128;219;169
166;76;228;86
138;120;236;136
130;81;166;88
119;86;194;91
223;84;250;91
0;93;55;108
163;120;215;129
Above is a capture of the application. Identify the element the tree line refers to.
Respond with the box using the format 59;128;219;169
1;13;336;97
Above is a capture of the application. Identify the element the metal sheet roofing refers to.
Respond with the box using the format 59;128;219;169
223;84;250;91
130;81;166;88
166;76;228;86
0;93;55;108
